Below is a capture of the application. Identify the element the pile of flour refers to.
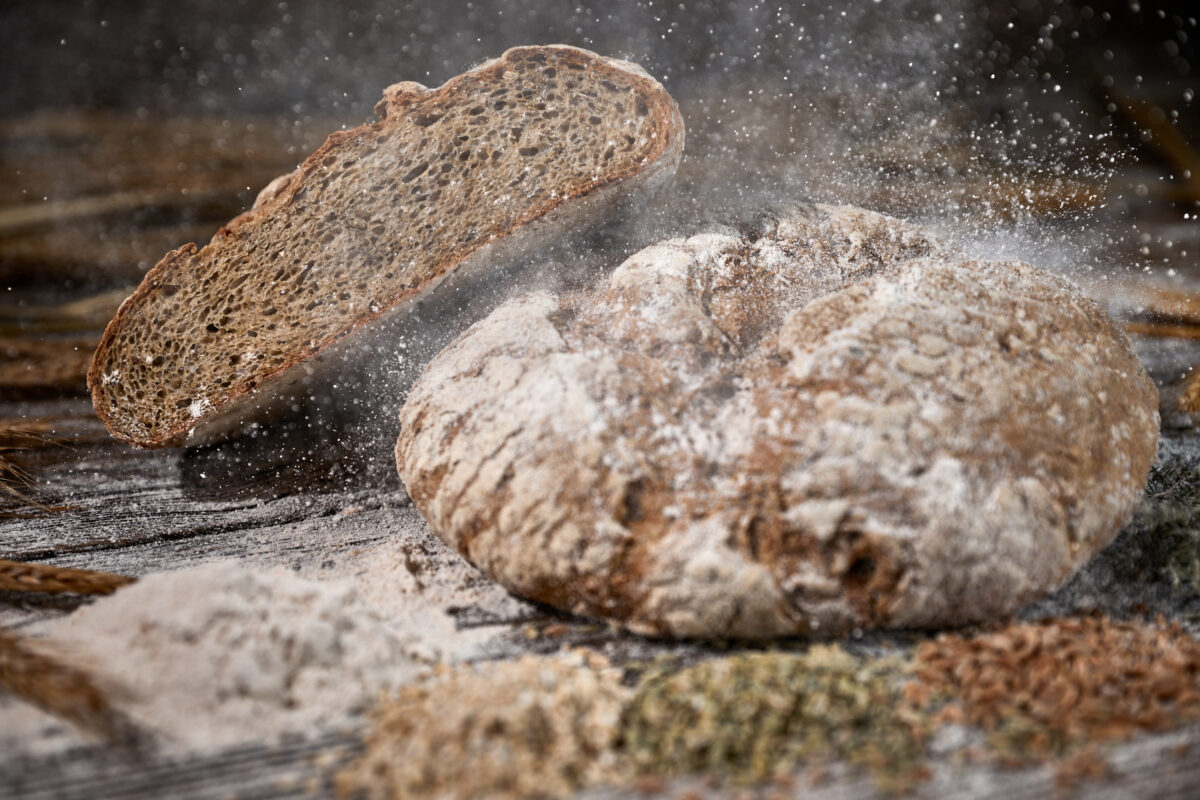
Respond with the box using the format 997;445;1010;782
40;560;458;753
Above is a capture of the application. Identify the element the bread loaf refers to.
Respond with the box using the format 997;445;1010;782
89;46;684;447
395;204;1159;639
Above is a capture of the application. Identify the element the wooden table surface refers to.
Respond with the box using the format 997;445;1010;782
3;109;1200;799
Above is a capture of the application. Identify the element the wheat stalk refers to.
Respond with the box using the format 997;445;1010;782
0;629;144;747
0;559;135;595
0;454;37;505
0;420;66;514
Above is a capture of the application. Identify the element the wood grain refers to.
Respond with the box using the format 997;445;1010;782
2;108;1200;800
0;111;331;285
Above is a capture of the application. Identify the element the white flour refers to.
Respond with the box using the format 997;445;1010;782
31;559;468;753
0;502;534;758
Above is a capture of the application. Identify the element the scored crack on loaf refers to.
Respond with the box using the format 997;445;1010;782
395;203;1160;639
89;45;684;448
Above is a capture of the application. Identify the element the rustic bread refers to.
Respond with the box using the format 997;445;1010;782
395;204;1159;639
89;46;684;448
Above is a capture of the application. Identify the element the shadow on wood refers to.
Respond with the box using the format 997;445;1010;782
177;403;404;504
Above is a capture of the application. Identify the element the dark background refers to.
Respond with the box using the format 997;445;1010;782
0;0;1196;296
1;1;1194;155
0;2;1194;112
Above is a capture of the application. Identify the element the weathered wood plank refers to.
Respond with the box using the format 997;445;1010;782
3;719;1199;799
0;338;94;400
3;353;1200;800
0;732;361;800
0;111;333;286
0;398;408;556
1;100;1200;799
576;727;1200;800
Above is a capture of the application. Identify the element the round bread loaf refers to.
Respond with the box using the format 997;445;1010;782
395;204;1159;639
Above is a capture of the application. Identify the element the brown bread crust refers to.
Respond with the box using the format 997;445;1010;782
396;205;1160;639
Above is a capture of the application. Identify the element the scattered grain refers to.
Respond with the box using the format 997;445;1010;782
1107;458;1200;592
337;650;628;800
910;616;1200;765
619;646;928;794
1053;746;1111;791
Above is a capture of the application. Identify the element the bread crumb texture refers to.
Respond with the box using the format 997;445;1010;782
396;203;1160;638
89;46;682;447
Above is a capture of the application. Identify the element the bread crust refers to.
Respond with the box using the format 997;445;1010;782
89;45;684;448
395;204;1160;639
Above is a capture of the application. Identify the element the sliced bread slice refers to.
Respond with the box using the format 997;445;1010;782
89;45;684;448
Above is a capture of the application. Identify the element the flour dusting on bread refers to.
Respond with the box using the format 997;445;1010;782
396;204;1158;639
